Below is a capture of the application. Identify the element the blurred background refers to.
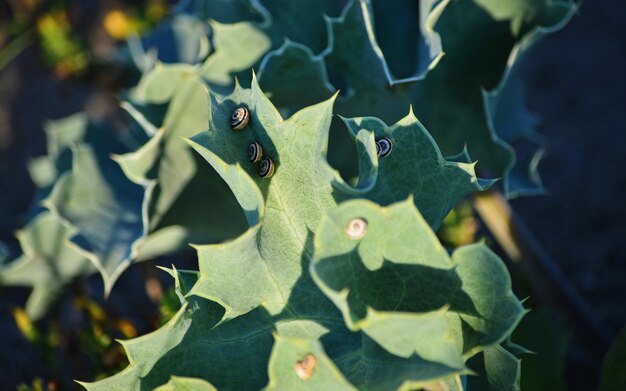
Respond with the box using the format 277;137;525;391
0;0;624;390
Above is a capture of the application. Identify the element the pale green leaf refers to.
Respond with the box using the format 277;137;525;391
0;212;93;320
311;199;524;368
154;376;217;391
89;78;505;391
118;68;247;260
45;139;145;295
258;0;576;195
267;335;356;390
201;21;271;88
467;345;521;391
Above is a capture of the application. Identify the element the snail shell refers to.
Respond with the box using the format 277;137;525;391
295;354;317;380
230;107;250;131
345;218;367;240
376;137;393;158
248;142;263;163
258;157;275;178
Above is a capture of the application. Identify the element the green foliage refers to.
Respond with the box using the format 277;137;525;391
0;114;95;320
80;80;521;389
1;0;577;388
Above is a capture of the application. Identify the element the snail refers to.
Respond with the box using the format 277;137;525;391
230;107;250;131
345;218;367;240
258;157;275;178
248;142;263;163
376;137;393;158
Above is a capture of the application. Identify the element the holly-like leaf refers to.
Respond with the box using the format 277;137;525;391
0;114;97;319
258;41;335;114
125;14;210;71
340;115;495;227
258;0;576;195
267;334;356;390
185;76;488;316
371;0;447;80
201;21;271;89
87;79;506;390
45;126;146;294
482;1;577;196
311;199;525;367
255;0;342;53
467;345;521;391
0;212;93;320
118;65;247;261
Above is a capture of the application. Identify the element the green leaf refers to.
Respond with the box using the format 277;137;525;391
0;212;93;320
129;63;198;105
118;64;247;261
267;334;356;390
340;115;494;228
258;0;576;195
467;345;521;391
371;0;447;79
45;138;145;295
88;79;509;390
1;113;95;319
154;376;217;391
200;0;343;90
182;0;264;23
311;199;524;365
255;0;342;53
201;21;271;88
185;76;487;316
482;1;577;196
258;41;335;114
128;14;210;69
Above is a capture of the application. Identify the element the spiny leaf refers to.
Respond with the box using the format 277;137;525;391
258;0;576;195
201;21;271;88
255;0;342;53
185;76;488;317
89;83;509;390
0;212;93;320
340;115;495;228
258;41;335;113
199;0;344;89
1;114;95;319
483;1;577;196
126;14;210;70
118;64;247;261
467;345;521;391
267;335;356;390
371;0;447;80
45;124;146;295
311;199;524;366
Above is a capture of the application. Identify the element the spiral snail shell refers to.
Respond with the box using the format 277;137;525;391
248;142;263;163
230;107;250;131
376;137;393;158
345;218;367;240
258;157;275;178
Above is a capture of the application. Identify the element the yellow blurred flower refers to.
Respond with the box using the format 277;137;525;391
104;9;133;40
